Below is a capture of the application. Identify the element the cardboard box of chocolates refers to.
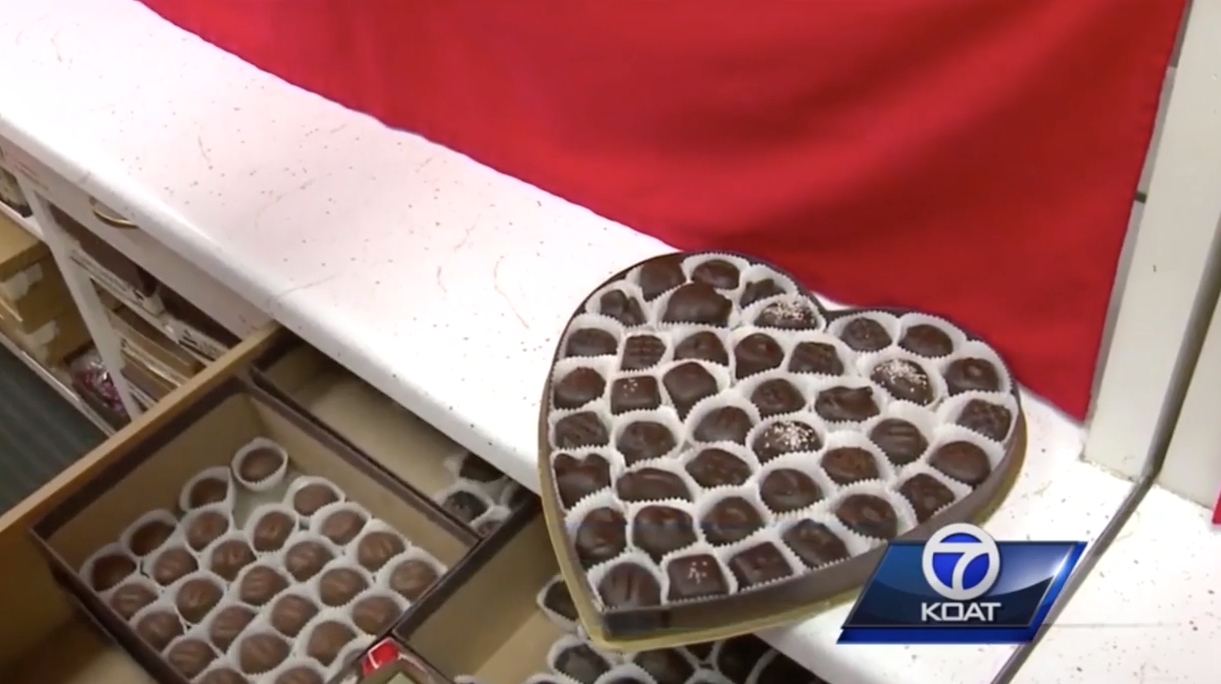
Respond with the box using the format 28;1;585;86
30;378;483;684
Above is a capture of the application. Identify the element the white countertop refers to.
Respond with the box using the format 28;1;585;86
1;1;1217;682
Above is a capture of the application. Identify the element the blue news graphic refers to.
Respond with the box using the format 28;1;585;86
839;523;1085;644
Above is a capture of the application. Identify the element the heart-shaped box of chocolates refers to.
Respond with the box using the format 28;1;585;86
537;251;1026;650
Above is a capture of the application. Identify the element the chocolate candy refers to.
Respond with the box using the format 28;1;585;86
760;469;822;513
836;494;899;540
870;359;934;405
443;490;488;523
662;283;733;326
636;649;696;684
728;542;794;588
459;456;504;482
239;447;284;483
252;511;293;553
554;367;607;409
292;483;339;516
284;540;334;582
900;474;958;522
565;328;618;358
108;581;157;619
616;468;692;502
389;559;439;600
210;604;256;650
632;505;697;561
129;519;175;556
701;496;764;545
186;510;230;551
691;259;741;290
188;478;228;508
782;520;849;569
663;361;719;418
685;448;753;488
837;317;892;352
930;441;992;486
788;341;845;375
239;565;289;606
542;579;578;621
238;633;290;674
637;255;687;300
553;412;611;449
553;453;612;507
674;331;729;366
166;637;216;678
599;290;647;327
813;386;880;423
713;635;771;683
666;554;728;600
176;576;223;624
899;324;954;357
610;375;662;414
616;420;677;465
275;667;324;684
748;378;805;418
753;299;820;330
90;553;135;592
135;609;183;650
151;547;197;586
692;406;754;444
598;562;661;608
555;644;611;684
575;507;627;568
820;447;880;485
752;420;822;462
305;620;356;665
944;357;1002;394
352;595;401;634
956;399;1013;442
621;334;668;371
356;531;406;571
199;667;246;684
269;594;318;637
207;539;254;581
318;567;368;607
868;418;928;466
320;509;367;545
732;332;784;379
740;278;786;307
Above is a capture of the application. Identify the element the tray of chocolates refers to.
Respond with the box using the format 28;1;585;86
538;251;1025;646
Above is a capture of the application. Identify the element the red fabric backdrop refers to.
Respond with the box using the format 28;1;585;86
138;0;1186;419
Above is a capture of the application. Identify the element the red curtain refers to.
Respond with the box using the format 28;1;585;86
138;0;1186;419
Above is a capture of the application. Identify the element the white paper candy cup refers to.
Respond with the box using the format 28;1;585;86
244;503;299;555
310;558;375;610
345;519;411;573
198;598;259;652
80;541;139;598
119;509;181;559
535;574;579;634
349;589;408;636
105;574;161;620
180;503;236;553
294;611;361;666
560;314;627;360
433;481;497;527
283;475;346;522
230;622;294;676
547;405;614;452
309;501;372;549
178;466;235;513
131;600;188;652
936;390;1020;445
594;664;660;684
231;437;289;492
374;546;448;604
163;570;226;626
827;311;901;353
894;312;967;359
548;357;616;413
143;541;202;588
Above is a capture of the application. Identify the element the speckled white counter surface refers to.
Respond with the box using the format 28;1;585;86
0;1;1215;683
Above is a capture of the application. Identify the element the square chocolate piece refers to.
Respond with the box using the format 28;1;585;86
610;376;663;414
666;554;729;601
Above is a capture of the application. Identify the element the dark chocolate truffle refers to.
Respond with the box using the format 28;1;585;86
820;447;881;485
129;519;175;556
542;579;578;621
188;478;228;508
616;420;677;465
186;510;230;551
356;531;406;571
293;484;339;516
692;406;754;444
275;667;324;684
239;633;290;674
442;490;489;523
788;341;845;376
458;455;503;482
930;441;992;486
838;317;892;352
305;620;356;665
108;581;157;619
732;332;784;379
269;594;319;637
740;279;786;307
674;331;729;366
900;474;957;522
870;359;934;405
868;419;929;466
782;520;849;569
166;637;216;678
553;367;607;409
209;539;256;581
899;324;955;357
389;559;439;600
728;542;794;588
945;357;1002;395
176;576;223;624
836;494;899;540
666;554;728;600
635;649;696;684
136;609;183;651
210;604;257;650
352;595;401;634
621;334;668;371
752;420;822;462
701;496;764;545
597;562;661;608
685;448;753;488
753;298;820;330
555;644;611;684
610;375;662;414
663;361;719;418
760;469;822;513
813;386;880;423
632;505;697;561
691;259;741;290
199;667;246;684
553;453;612;507
956;399;1013;442
252;511;293;553
318;567;369;607
714;636;771;684
238;565;289;606
565;328;618;358
239;447;284;483
320;509;368;545
637;255;687;301
616;468;692;502
662;283;733;326
749;378;805;418
599;290;647;327
284;540;334;582
151;547;198;586
553;411;611;449
89;553;135;592
576;507;628;567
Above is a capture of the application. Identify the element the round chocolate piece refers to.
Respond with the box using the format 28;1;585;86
868;418;929;466
129;519;175;556
186;510;230;551
870;359;934;405
752;420;822;462
685;448;753;488
565;328;618;358
459;456;504;482
553;367;607;410
714;635;771;684
209;604;256;650
749;378;805;418
899;323;955;357
239;565;289;606
635;648;696;684
575;507;628;568
930;441;992;486
293;483;339;516
621;334;668;371
542;579;578;621
662;361;719;419
783;518;851;568
674;331;729;366
553;453;612;507
90;553;135;592
210;538;256;581
691;259;741;290
176;576;223;624
239;633;290;674
320;509;367;545
610;375;662;414
389;559;439;600
252;511;294;553
813;386;880;423
356;531;406;571
900;473;958;522
945;357;1002;395
352;595;400;634
284;540;334;582
788;340;845;376
631;505;697;562
701;496;764;545
662;283;733;326
732;332;784;379
151;547;198;586
269;594;319;637
109;581;158;619
740;278;786;308
838;317;892;352
442;490;489;523
555;643;611;684
306;620;356;665
616;420;677;465
616;468;692;502
275;666;324;684
666;553;728;601
318;567;369;607
753;298;820;330
599;289;647;327
835;494;899;540
760;469;821;513
956;399;1013;442
637;255;687;301
166;637;216;678
728;542;794;588
553;411;610;449
692;406;754;444
199;667;246;684
597;562;661;608
136;609;183;651
188;478;228;508
820;447;881;485
239;447;284;483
